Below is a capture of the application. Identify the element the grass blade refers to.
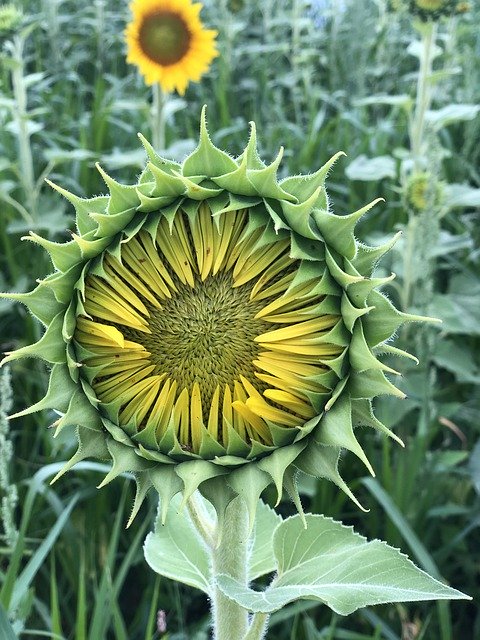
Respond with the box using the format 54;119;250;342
0;602;18;640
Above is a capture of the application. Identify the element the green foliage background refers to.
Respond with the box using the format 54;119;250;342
0;0;478;638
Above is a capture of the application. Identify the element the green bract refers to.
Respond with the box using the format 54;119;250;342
2;108;427;525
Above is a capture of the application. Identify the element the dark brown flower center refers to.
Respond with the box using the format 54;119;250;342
139;12;191;66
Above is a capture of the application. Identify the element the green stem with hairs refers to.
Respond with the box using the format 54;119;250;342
410;21;437;169
403;22;437;312
151;83;167;152
210;496;250;640
186;493;216;550
403;23;442;440
11;33;37;218
187;492;269;640
243;613;269;640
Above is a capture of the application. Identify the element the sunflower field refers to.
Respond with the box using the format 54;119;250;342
0;0;479;639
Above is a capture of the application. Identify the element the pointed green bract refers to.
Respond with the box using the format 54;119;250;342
1;109;426;523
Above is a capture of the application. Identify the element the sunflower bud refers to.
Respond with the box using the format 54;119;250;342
0;4;23;35
405;171;444;212
1;109;428;525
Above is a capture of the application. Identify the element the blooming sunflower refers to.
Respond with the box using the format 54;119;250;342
2;109;428;525
125;0;218;95
407;0;469;20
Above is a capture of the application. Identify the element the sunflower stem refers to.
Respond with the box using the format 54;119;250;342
243;613;269;640
11;33;37;218
410;21;436;170
403;22;437;312
186;492;216;549
152;83;167;152
210;496;250;640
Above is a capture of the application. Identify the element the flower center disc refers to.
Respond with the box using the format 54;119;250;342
75;207;343;455
129;271;273;408
139;12;191;65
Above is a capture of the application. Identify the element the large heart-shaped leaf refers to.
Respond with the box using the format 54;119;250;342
249;502;282;580
217;514;470;616
144;497;211;594
144;495;282;593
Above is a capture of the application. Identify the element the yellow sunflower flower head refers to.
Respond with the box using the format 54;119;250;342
1;109;432;527
125;0;218;95
408;0;469;20
388;0;470;19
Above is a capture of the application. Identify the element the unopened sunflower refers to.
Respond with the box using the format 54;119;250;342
2;110;428;524
0;4;22;34
405;171;444;212
125;0;218;95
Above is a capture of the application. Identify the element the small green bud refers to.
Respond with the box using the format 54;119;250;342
0;4;23;35
405;172;444;212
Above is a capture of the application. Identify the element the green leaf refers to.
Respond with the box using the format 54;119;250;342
468;440;480;495
432;339;480;384
444;183;480;208
354;94;412;109
407;39;442;61
143;495;211;594
10;497;79;611
430;274;480;336
249;503;282;581
425;104;480;130
345;155;396;181
0;603;17;640
143;495;282;592
217;514;469;616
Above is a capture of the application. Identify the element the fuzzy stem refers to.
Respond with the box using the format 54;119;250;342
243;613;269;640
11;34;37;218
186;493;216;550
211;497;250;640
151;83;167;152
410;22;437;169
401;214;417;312
402;23;437;312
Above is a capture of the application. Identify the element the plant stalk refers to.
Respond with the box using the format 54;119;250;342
243;613;269;640
410;22;437;169
11;34;37;218
211;497;250;640
186;493;216;550
403;22;437;312
152;83;167;152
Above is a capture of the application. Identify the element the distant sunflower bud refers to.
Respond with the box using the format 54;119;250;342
405;171;444;212
227;0;245;13
0;4;23;34
454;2;471;14
1;109;430;525
388;0;407;12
